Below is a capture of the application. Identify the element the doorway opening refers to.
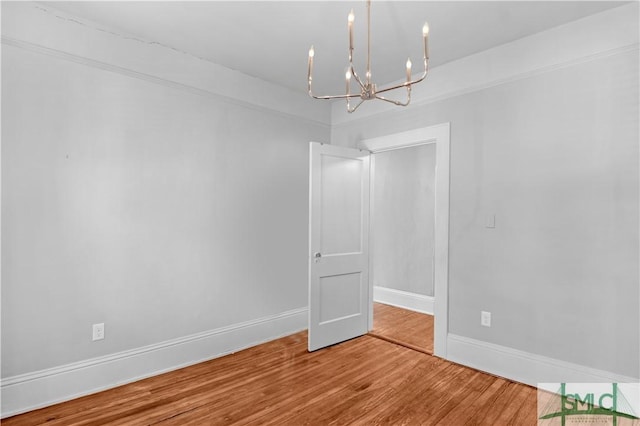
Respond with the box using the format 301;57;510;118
367;142;436;354
360;123;450;358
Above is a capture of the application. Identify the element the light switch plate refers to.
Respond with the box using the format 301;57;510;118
481;311;491;327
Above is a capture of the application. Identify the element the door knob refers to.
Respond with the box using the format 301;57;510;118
314;252;322;258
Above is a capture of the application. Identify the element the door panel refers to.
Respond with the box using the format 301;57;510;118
320;155;363;254
309;142;370;352
319;272;361;324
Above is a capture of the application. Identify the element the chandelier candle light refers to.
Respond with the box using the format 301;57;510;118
307;0;430;113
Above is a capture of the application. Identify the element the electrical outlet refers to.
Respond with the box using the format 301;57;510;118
92;323;105;341
481;311;491;327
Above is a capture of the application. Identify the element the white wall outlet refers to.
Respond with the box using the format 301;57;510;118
92;323;105;341
481;311;491;327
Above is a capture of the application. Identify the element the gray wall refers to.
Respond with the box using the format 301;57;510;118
1;44;329;377
332;48;639;378
372;144;436;296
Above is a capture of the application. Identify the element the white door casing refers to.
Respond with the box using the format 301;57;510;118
308;142;370;352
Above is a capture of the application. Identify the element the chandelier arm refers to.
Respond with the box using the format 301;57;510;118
349;65;367;91
309;75;362;100
375;90;411;107
375;64;429;95
375;82;410;95
309;92;362;100
347;98;365;113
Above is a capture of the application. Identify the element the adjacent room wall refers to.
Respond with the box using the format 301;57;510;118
333;4;639;380
1;2;330;415
372;144;436;297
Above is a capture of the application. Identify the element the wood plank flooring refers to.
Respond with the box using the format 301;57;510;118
4;331;537;425
371;302;434;354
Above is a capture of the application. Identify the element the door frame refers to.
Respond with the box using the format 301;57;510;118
359;122;450;358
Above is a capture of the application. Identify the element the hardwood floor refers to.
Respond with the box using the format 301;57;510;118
4;331;538;425
371;302;434;354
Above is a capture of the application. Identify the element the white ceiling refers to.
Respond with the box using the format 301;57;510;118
46;1;627;95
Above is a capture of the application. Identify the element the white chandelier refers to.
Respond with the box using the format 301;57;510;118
307;0;430;113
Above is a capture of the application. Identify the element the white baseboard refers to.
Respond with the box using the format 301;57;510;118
1;307;308;418
373;286;434;315
446;333;638;387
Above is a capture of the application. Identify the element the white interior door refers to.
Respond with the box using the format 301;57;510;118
308;142;370;352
